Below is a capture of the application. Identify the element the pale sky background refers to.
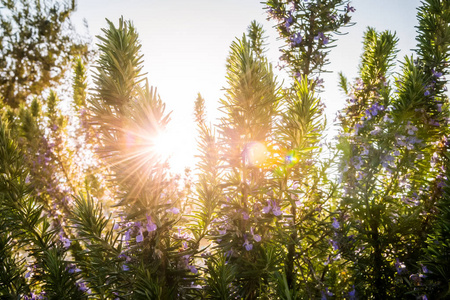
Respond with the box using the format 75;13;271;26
72;0;421;173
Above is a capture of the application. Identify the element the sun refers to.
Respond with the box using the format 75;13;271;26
153;131;177;159
152;125;197;174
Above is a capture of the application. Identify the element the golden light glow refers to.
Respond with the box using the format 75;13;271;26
153;131;177;160
243;142;268;167
152;126;196;174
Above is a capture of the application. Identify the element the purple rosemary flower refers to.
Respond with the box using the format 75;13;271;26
332;217;340;229
24;293;38;300
146;215;157;232
67;264;81;274
432;69;443;78
262;201;272;214
370;126;382;135
118;253;131;261
383;114;394;123
124;229;131;241
251;227;261;242
354;123;363;134
285;12;294;30
315;32;324;41
136;230;144;243
59;233;71;249
361;146;369;156
244;239;253;251
356;172;364;181
349;286;356;300
395;258;406;274
272;204;282;216
406;122;418;135
290;32;302;46
167;207;180;214
345;4;356;12
76;280;91;293
396;135;406;146
330;239;339;251
188;265;198;274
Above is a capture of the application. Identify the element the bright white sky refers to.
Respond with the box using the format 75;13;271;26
72;0;421;173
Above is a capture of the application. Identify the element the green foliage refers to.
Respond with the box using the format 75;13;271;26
191;94;222;243
204;254;238;300
88;17;196;299
265;0;354;80
247;20;267;59
359;27;398;85
279;76;324;151
90;17;171;210
335;1;450;298
415;0;450;69
70;192;123;298
421;144;450;299
94;17;145;109
73;57;88;109
0;118;83;299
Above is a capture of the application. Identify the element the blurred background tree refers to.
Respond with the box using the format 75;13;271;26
0;0;90;108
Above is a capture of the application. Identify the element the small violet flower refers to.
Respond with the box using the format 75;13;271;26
272;204;282;216
432;69;443;78
349;286;356;300
383;114;394;123
332;217;340;229
346;4;356;12
370;126;382;135
406;121;418;135
59;233;71;249
188;265;198;274
253;234;262;242
290;32;302;46
395;258;406;274
250;227;261;242
262;201;272;214
167;207;180;214
244;239;253;251
330;239;339;251
124;229;131;241
76;281;91;293
136;230;144;243
146;215;157;232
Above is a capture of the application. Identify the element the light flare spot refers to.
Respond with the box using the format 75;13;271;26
243;142;268;167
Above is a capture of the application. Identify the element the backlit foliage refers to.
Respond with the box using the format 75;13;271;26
1;1;450;299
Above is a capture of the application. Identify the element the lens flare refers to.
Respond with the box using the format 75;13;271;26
243;142;267;167
285;151;298;167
